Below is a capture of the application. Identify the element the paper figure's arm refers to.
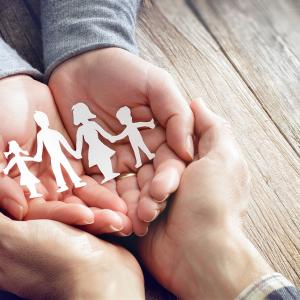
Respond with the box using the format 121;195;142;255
135;119;155;129
75;128;84;158
20;149;29;156
93;122;115;142
33;133;44;162
111;129;128;142
2;158;16;175
58;132;78;158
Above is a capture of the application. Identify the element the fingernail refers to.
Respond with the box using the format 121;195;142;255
145;210;160;223
83;218;94;225
118;231;132;237
186;135;194;159
109;224;124;232
137;226;149;237
2;198;24;220
156;194;170;203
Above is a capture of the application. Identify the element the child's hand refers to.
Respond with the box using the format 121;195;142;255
0;75;130;235
108;135;117;143
73;151;82;160
32;155;42;162
2;167;8;175
149;119;155;129
49;48;191;236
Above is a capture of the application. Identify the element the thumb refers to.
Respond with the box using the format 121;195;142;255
0;135;28;220
147;68;194;161
191;98;240;159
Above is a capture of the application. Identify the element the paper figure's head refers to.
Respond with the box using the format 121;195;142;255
7;140;21;155
72;102;96;125
116;106;132;125
34;111;49;129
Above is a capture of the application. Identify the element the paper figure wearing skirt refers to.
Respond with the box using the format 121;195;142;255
33;111;86;192
72;103;120;184
2;140;42;199
112;106;155;168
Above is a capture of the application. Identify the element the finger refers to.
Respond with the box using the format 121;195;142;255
74;175;127;213
0;135;6;172
80;208;132;235
64;195;85;205
137;163;155;189
138;195;167;222
0;135;27;219
0;176;28;220
117;175;148;236
25;198;94;225
191;98;225;135
150;144;185;201
147;68;194;161
191;98;240;158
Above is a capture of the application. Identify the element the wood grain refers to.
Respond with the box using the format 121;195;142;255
0;0;299;298
137;0;300;285
189;0;300;155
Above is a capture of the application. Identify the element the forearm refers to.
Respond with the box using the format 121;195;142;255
41;0;142;80
176;228;274;300
0;38;42;80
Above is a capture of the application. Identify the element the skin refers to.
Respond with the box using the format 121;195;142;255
49;47;191;236
0;75;132;235
0;99;274;299
0;213;144;300
138;99;274;299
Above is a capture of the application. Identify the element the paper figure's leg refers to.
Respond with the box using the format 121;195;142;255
28;184;42;199
96;161;120;184
60;156;87;188
51;159;68;192
133;146;142;168
140;144;155;161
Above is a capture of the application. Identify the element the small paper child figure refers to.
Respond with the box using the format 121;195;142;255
2;141;42;199
72;103;120;184
33;111;86;192
112;106;155;168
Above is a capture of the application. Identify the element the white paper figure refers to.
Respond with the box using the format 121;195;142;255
2;141;42;198
112;106;155;168
72;103;120;184
32;111;86;192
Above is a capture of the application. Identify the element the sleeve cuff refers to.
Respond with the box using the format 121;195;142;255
41;0;142;81
236;273;300;300
0;39;42;81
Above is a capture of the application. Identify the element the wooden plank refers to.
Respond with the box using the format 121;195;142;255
189;0;300;155
137;0;300;285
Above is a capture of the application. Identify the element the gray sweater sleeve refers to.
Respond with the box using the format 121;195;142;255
0;38;42;80
41;0;142;80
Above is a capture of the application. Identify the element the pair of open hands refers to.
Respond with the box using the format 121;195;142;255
0;48;193;236
0;96;262;300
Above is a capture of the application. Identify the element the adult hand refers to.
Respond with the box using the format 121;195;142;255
0;75;130;235
139;99;273;299
49;48;192;236
0;213;144;300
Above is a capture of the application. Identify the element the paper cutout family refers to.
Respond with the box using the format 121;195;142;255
2;103;155;199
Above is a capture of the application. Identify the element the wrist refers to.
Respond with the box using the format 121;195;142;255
175;227;273;300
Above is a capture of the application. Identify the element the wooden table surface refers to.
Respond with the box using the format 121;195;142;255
0;0;299;299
